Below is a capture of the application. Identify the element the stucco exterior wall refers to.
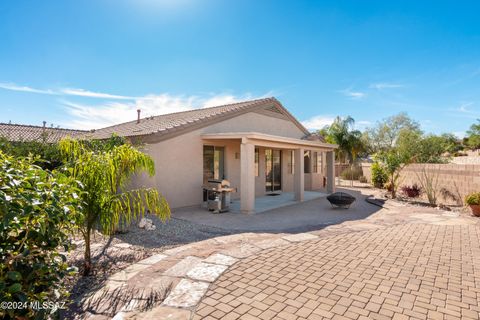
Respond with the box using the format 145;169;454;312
133;111;308;209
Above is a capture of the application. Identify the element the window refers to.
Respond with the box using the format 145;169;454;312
313;152;318;173
288;150;295;174
255;148;259;177
304;151;311;173
203;146;224;182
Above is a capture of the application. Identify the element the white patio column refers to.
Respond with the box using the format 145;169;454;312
240;140;255;214
294;148;304;201
326;150;335;193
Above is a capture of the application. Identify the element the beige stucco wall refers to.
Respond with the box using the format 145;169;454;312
132;111;308;209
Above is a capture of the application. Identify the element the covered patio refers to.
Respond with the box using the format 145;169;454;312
202;132;337;214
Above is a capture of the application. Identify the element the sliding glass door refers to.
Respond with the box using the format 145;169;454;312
265;149;282;192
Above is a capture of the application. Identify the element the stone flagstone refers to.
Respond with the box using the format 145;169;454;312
162;279;210;308
108;262;152;282
203;253;238;266
163;256;203;277
186;262;228;282
282;232;318;242
137;254;168;265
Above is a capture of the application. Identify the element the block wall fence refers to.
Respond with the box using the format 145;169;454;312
361;163;480;205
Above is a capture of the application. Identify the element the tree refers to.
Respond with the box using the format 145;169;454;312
319;116;364;163
365;113;421;153
0;152;82;319
59;138;171;275
375;149;410;198
465;119;480;149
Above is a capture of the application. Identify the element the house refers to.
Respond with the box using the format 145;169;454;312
83;97;337;213
0;122;86;143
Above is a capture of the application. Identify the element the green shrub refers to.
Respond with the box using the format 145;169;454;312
465;192;480;205
0;137;62;170
371;162;388;188
0;151;82;319
340;166;363;180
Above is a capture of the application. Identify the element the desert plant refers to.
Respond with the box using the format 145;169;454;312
440;187;461;205
401;184;422;198
376;150;410;198
465;192;480;205
59;138;171;275
340;166;363;180
0;151;82;319
371;162;388;188
416;167;439;205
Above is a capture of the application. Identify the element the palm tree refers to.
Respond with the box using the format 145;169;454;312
321;116;364;164
59;138;170;275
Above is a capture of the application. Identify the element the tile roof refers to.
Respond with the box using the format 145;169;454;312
82;97;309;140
0;123;86;143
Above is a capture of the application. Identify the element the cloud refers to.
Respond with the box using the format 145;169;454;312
0;82;137;100
355;120;372;130
63;92;267;129
0;82;56;95
301;116;372;131
445;102;479;120
61;88;137;100
369;83;404;90
1;81;272;129
458;102;474;113
301;115;335;131
339;88;366;100
453;131;466;138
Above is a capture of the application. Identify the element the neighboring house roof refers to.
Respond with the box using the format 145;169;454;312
82;97;312;142
0;123;86;143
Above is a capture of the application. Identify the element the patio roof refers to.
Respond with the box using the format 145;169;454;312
201;132;338;151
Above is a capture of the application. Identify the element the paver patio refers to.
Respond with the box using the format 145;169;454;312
195;224;480;320
81;188;480;319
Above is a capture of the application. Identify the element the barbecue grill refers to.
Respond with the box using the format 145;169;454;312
202;179;235;213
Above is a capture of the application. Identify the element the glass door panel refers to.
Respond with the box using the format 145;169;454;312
265;149;282;192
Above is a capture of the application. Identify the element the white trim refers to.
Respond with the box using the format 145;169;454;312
201;132;338;150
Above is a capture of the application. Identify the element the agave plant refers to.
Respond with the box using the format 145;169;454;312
59;138;170;275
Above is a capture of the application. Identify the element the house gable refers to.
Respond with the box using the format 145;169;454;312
126;98;310;144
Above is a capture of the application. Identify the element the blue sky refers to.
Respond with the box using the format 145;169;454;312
1;0;479;137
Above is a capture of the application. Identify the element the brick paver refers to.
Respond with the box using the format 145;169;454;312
195;224;480;319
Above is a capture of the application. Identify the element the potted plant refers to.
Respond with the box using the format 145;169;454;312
465;192;480;217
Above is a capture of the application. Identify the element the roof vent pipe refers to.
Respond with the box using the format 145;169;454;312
137;109;141;124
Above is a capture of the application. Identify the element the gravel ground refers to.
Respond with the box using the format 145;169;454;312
63;216;233;318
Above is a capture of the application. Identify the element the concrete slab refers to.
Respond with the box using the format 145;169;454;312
162;279;210;308
186;262;228;282
230;191;327;213
172;188;381;232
